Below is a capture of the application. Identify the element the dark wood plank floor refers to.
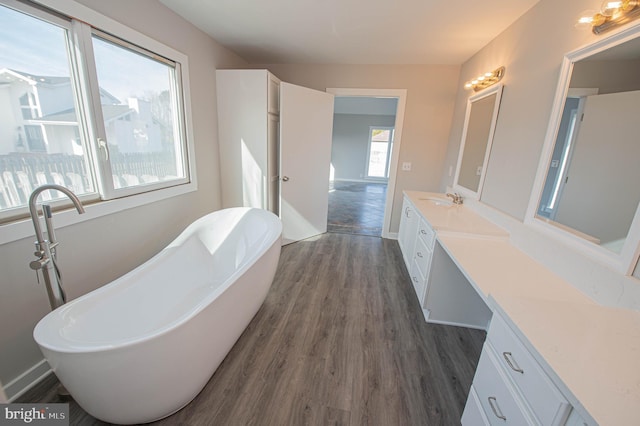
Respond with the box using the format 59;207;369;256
21;233;486;425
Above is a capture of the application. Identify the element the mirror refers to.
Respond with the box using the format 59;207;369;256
454;84;503;198
530;25;640;275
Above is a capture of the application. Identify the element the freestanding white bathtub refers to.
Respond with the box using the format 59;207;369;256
33;207;282;424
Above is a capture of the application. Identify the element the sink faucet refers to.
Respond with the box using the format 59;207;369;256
28;184;85;310
445;192;463;205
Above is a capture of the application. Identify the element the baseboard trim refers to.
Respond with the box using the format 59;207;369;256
423;311;488;331
5;359;51;402
330;178;389;184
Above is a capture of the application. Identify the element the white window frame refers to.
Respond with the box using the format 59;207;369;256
0;0;197;245
365;126;394;180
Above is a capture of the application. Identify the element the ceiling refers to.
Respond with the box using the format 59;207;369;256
159;0;540;65
334;97;398;115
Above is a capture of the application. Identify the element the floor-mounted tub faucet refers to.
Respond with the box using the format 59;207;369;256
28;184;85;310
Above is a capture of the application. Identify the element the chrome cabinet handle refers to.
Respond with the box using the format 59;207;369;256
417;252;423;258
412;276;418;283
405;207;410;217
282;176;289;182
420;229;427;234
488;396;507;421
503;352;524;374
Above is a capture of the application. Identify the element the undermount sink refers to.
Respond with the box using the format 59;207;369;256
419;197;454;207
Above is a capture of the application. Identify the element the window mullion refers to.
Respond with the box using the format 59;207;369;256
68;19;114;198
169;63;189;180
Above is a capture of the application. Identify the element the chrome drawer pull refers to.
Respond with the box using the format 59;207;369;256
412;276;418;283
420;229;427;234
417;252;423;258
488;396;507;421
503;352;524;374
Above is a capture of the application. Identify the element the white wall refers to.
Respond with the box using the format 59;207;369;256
440;0;640;309
0;0;248;399
571;58;640;94
441;0;598;219
331;113;396;181
256;64;460;233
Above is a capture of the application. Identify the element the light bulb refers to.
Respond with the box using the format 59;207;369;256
601;0;622;17
575;9;600;28
593;12;608;25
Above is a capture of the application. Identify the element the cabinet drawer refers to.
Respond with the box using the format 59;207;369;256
488;314;570;425
409;259;426;302
462;386;490;426
474;347;534;425
413;235;432;277
417;218;436;248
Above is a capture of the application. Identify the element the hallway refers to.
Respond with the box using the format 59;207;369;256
327;181;387;237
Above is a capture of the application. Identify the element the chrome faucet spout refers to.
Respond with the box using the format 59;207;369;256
28;184;85;310
29;184;85;248
445;192;464;205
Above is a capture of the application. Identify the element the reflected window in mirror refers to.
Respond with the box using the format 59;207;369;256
528;24;640;275
453;84;503;199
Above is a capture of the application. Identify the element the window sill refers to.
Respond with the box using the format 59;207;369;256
0;180;197;246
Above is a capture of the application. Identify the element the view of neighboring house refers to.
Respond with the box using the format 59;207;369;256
0;67;163;156
0;68;170;207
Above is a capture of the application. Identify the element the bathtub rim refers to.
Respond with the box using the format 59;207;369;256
33;207;282;354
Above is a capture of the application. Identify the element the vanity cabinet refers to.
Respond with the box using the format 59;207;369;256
216;69;281;214
398;195;438;304
398;196;420;271
463;312;573;426
409;218;436;304
398;194;491;327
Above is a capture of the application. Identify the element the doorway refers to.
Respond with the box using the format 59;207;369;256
326;91;407;237
327;180;388;236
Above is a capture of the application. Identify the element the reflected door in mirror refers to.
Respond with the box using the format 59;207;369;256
538;90;640;253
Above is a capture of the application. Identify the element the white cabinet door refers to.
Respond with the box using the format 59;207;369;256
398;196;419;270
267;113;279;215
279;82;334;244
216;69;279;212
462;386;490;426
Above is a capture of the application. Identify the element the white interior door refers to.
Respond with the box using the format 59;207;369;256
280;82;334;245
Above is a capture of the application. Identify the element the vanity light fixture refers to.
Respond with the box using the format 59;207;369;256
577;0;640;34
463;66;505;92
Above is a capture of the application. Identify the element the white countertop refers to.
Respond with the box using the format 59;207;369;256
491;296;640;426
405;191;509;238
404;191;640;425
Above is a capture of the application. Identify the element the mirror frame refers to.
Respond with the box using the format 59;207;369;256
526;23;640;276
453;83;503;200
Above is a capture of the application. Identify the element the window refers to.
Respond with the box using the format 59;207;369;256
366;127;394;179
0;1;192;220
19;93;40;119
24;125;46;152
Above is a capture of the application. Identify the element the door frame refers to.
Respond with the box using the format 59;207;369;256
326;88;407;239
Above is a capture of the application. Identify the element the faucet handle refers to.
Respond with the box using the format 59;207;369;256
30;257;49;270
